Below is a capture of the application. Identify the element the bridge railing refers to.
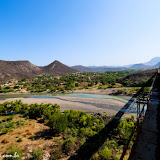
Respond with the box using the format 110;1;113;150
120;72;158;160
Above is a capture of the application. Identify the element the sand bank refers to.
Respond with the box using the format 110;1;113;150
0;96;135;118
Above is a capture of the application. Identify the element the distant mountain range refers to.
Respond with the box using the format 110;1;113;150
71;65;126;72
0;57;160;82
71;57;160;72
0;60;77;82
144;57;160;66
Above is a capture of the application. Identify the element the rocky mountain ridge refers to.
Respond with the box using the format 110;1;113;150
0;60;77;82
71;57;160;72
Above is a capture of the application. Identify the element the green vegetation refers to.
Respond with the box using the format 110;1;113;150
0;117;25;135
50;147;62;160
0;69;155;93
17;138;22;142
0;100;136;159
113;87;151;95
92;116;135;160
5;144;23;160
0;69;155;159
32;149;43;160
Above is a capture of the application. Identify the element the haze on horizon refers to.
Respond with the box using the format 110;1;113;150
0;0;160;66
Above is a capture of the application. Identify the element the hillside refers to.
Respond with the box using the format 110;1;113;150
71;65;93;72
120;69;157;85
129;63;149;69
144;57;160;66
0;60;77;82
71;57;160;72
152;62;160;69
43;60;77;75
0;60;42;82
71;65;127;72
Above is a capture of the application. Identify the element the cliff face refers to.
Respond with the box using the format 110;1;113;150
0;60;77;82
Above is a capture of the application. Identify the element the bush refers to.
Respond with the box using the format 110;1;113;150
105;112;108;117
32;149;43;160
99;147;112;160
47;112;67;133
92;153;100;160
80;127;96;137
50;87;57;92
58;87;65;92
2;128;10;134
28;135;35;141
75;83;79;87
50;147;62;160
5;144;23;160
79;137;86;146
63;136;76;153
17;138;22;142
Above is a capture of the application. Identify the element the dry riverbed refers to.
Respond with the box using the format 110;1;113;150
0;95;135;118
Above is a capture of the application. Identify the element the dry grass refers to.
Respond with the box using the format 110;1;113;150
1;139;9;144
0;114;69;160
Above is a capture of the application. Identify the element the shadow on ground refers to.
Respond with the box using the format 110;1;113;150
34;129;58;140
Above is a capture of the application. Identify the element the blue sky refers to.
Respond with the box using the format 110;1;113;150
0;0;160;66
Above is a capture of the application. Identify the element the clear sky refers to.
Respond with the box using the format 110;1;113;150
0;0;160;66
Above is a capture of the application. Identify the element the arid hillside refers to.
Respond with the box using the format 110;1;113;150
0;60;77;82
43;60;77;75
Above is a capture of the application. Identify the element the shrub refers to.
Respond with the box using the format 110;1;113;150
6;116;13;121
50;147;62;160
79;137;86;146
17;138;22;142
28;135;35;141
80;127;96;137
32;149;43;160
99;147;112;160
105;112;108;117
58;87;65;92
75;83;79;87
2;128;10;134
50;87;57;92
5;144;23;160
47;112;67;133
92;152;100;160
63;136;76;153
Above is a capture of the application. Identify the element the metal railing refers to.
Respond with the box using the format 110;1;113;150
120;72;158;160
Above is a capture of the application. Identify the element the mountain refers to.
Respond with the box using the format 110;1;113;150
152;62;160;69
144;57;160;66
71;65;93;72
71;65;127;72
71;57;160;72
43;60;77;75
88;67;127;72
0;60;42;82
129;57;160;69
0;60;77;82
1;57;160;82
129;63;150;70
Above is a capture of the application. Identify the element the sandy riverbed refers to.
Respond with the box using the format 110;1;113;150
0;96;135;118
